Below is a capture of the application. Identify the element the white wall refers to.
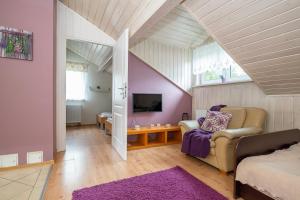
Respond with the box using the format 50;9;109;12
82;64;112;124
130;39;192;92
192;82;300;132
56;1;115;151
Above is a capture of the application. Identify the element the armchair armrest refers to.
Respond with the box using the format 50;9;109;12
211;127;263;141
178;120;199;132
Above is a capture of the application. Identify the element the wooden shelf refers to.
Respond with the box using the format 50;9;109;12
166;131;182;144
128;133;146;150
127;125;181;150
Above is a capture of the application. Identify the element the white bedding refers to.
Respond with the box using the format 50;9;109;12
100;112;112;118
236;142;300;200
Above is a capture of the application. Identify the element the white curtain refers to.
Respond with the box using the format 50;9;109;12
66;62;87;101
193;41;236;75
192;41;250;85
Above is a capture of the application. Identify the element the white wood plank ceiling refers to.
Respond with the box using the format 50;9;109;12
183;0;300;95
60;0;168;40
66;40;112;71
143;5;209;48
61;0;300;95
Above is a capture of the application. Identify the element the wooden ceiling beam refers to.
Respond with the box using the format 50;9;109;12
98;55;112;72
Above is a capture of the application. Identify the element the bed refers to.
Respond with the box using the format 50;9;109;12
96;112;112;129
234;129;300;200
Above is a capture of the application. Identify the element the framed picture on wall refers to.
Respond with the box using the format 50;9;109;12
0;26;33;61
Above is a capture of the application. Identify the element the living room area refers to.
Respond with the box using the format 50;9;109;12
1;1;300;200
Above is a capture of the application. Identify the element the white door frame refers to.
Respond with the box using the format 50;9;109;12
56;36;114;152
56;2;115;152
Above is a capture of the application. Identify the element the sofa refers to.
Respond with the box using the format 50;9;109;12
179;107;267;173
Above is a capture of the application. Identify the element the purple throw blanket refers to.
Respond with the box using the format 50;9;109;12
181;129;213;157
181;105;226;158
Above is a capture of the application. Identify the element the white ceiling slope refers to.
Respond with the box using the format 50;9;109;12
60;0;172;40
143;5;209;48
67;40;112;72
183;0;300;95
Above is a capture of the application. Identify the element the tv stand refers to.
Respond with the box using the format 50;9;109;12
127;125;182;150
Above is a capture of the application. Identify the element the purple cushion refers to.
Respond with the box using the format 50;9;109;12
201;111;232;132
197;117;205;126
210;104;226;111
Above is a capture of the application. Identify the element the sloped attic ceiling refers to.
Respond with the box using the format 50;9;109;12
183;0;300;95
62;0;300;95
67;40;112;72
60;0;173;39
141;5;209;48
60;0;140;39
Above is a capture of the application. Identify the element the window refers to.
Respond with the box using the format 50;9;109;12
193;41;251;86
66;65;87;101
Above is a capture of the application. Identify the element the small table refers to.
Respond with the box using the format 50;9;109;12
105;119;112;135
96;114;107;129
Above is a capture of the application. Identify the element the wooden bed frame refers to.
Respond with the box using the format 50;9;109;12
234;129;300;200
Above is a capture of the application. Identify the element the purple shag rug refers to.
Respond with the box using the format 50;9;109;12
72;166;227;200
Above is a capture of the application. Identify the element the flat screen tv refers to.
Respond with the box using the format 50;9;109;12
133;93;162;112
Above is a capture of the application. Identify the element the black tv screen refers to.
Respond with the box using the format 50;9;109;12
133;93;162;112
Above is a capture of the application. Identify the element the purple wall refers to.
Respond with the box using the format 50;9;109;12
128;53;192;127
0;0;55;164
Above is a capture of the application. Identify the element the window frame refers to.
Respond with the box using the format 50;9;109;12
192;41;251;87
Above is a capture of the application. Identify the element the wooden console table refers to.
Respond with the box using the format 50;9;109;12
127;126;182;150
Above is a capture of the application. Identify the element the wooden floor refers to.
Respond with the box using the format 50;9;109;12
45;125;234;200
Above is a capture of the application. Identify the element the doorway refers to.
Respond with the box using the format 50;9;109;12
63;39;114;162
65;39;113;129
56;29;129;160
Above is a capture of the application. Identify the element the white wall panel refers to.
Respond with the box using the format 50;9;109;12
130;39;192;92
192;82;300;132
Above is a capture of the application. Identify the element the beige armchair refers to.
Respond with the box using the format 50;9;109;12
179;107;266;173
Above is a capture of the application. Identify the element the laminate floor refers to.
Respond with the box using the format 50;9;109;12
45;125;234;200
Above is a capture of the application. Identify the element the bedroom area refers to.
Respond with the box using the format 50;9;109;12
65;39;112;128
64;38;114;162
0;0;299;200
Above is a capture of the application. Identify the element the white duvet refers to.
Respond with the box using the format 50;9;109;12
235;142;300;200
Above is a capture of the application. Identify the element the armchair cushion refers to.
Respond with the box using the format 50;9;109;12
211;127;263;141
178;120;199;132
243;108;267;128
220;107;246;129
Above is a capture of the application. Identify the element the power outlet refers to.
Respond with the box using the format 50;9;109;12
0;154;18;168
27;151;43;164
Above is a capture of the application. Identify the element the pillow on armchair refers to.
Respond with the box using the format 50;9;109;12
201;111;232;132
